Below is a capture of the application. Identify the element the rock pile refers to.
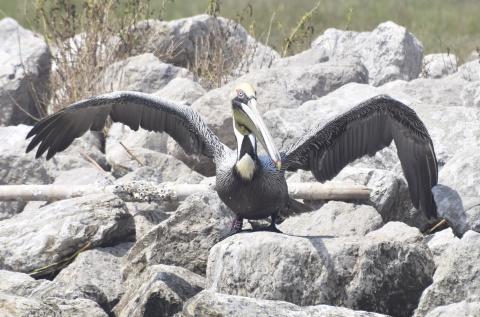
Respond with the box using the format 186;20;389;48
0;15;478;317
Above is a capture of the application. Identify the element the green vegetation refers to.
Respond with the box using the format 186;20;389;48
1;0;479;61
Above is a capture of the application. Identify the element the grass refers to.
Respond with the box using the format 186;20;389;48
1;0;479;61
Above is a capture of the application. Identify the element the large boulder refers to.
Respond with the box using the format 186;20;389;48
208;222;434;317
278;201;383;237
125;191;234;277
415;230;480;316
153;77;206;104
333;167;431;230
425;228;460;266
100;53;193;93
421;53;458;79
451;59;480;82
106;140;203;180
382;76;468;108
311;21;423;86
133;15;279;77
33;243;132;311
424;301;480;317
0;270;51;297
0;293;107;317
461;81;480;109
0;194;134;273
113;264;205;317
182;290;390;317
436;146;480;234
0;18;51;126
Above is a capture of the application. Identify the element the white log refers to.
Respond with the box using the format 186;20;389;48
0;181;371;202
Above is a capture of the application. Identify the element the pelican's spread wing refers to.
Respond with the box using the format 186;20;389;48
26;91;227;163
283;95;438;218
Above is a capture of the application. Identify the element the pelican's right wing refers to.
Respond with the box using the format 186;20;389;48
26;91;228;163
283;95;438;218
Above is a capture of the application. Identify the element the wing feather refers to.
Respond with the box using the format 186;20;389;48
284;95;438;218
27;91;227;164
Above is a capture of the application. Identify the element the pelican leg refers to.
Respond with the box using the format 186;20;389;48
221;216;244;240
264;213;283;233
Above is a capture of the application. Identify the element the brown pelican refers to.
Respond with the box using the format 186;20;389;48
26;83;438;234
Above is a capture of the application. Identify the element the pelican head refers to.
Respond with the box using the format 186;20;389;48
231;83;282;171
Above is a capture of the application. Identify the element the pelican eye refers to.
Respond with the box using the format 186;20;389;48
236;89;246;99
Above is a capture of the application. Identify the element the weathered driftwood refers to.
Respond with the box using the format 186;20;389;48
0;181;371;202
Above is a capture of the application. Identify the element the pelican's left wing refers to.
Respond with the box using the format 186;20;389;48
283;95;438;218
26;91;228;164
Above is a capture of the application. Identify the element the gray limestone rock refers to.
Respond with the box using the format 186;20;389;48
208;222;434;317
114;264;205;317
0;18;51;126
34;243;132;311
182;290;391;317
0;194;134;273
421;53;458;79
415;231;480;316
312;21;423;86
100;53;193;93
125;192;234;277
278;201;383;237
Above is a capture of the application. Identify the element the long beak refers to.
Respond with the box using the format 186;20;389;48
239;98;282;170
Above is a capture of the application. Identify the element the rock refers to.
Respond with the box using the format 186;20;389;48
0;18;50;126
53;167;114;186
415;231;480;316
153;77;206;104
436;146;480;234
425;228;460;266
208;222;434;317
0;293;107;317
34;243;132;311
432;185;468;236
42;298;108;317
348;223;434;315
424;301;480;317
382;77;468;108
278;201;383;237
312;21;423;86
113;264;205;317
0;270;51;297
452;59;480;82
125;192;234;277
421;53;458;78
271;47;331;68
461;81;480;108
133;15;279;77
100;53;193;93
0;125;107;219
115;164;199;239
107;122;168;154
0;194;134;273
183;290;391;317
106;142;203;180
333;167;433;230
